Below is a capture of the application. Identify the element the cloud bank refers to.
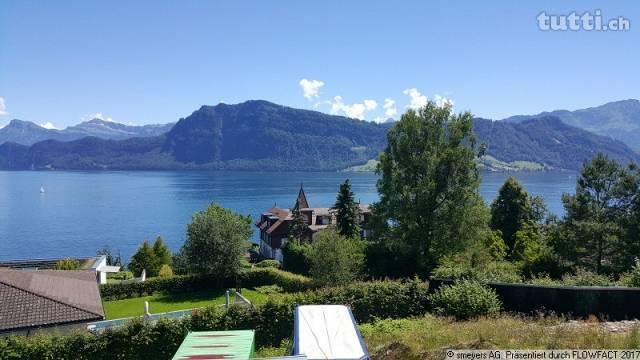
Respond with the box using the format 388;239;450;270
299;79;453;122
329;96;378;120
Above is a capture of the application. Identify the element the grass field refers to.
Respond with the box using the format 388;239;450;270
256;315;640;359
103;288;268;319
360;315;640;359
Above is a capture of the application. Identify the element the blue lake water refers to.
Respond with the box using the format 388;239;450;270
0;170;577;261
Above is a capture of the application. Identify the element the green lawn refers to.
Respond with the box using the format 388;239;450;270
103;288;267;319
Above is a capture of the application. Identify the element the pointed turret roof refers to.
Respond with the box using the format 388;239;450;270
294;185;309;210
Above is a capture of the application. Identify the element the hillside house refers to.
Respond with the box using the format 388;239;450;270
256;186;371;261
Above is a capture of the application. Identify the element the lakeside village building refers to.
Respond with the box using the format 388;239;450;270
256;186;372;261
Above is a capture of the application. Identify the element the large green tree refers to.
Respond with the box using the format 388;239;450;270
289;206;307;242
128;237;173;277
490;177;546;254
374;101;488;275
152;236;173;267
555;153;637;273
308;228;366;286
128;240;158;277
333;179;361;238
181;203;252;277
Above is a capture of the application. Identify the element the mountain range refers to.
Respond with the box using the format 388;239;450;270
0;118;174;146
0;100;638;171
504;99;640;152
474;116;638;170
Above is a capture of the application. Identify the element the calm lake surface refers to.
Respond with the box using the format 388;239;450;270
0;170;576;261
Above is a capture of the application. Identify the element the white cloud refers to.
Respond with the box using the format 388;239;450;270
40;122;58;130
403;88;428;110
434;94;455;108
383;98;397;119
329;96;379;120
299;78;325;100
0;97;7;116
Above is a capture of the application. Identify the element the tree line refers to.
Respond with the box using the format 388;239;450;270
284;101;640;285
365;101;640;282
116;100;640;286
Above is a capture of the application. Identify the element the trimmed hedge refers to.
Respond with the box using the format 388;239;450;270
239;267;315;293
1;279;429;360
100;268;315;300
286;277;429;322
107;271;134;281
254;260;280;269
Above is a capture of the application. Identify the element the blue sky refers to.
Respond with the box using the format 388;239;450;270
0;0;638;128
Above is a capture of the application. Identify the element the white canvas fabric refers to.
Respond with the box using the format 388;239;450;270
293;305;369;360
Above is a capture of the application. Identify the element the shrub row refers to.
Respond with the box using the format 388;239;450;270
106;271;134;281
1;279;430;360
100;268;315;300
239;267;316;293
254;260;280;269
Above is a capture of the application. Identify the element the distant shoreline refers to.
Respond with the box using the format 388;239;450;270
341;157;554;173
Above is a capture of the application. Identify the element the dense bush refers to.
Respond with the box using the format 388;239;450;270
158;264;174;278
238;268;315;293
255;260;280;269
308;229;366;286
281;241;311;275
55;258;81;270
619;258;640;287
107;271;134;281
432;258;522;283
100;275;225;300
100;268;314;300
429;280;502;320
279;278;430;323
561;268;614;286
1;279;430;359
527;274;561;286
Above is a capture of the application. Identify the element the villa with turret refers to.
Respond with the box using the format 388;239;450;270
255;187;372;261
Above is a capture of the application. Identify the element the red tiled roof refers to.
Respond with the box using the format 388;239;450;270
0;269;104;332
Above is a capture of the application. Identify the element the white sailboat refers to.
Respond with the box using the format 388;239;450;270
40;186;45;194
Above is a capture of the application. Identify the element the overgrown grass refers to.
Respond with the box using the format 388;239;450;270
360;315;640;359
256;315;640;359
103;288;267;319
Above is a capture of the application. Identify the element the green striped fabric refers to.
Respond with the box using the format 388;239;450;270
172;330;255;360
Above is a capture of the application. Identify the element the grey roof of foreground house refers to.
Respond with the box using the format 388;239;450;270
0;269;104;332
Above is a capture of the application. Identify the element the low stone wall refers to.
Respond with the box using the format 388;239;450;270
429;278;640;320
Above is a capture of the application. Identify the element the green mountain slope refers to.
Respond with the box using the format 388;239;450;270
504;99;640;152
0;100;638;171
